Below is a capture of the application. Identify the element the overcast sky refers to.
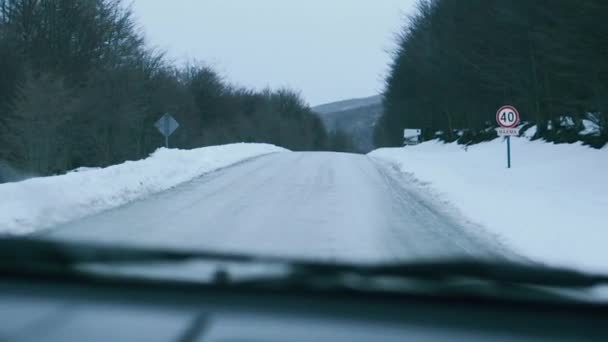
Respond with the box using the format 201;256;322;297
132;0;417;106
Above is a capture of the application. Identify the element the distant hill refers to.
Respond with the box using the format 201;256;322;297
313;95;382;115
312;95;383;153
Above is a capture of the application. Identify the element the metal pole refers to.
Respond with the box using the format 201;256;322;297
164;114;170;148
507;136;511;169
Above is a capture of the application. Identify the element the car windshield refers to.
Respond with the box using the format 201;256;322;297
0;0;607;301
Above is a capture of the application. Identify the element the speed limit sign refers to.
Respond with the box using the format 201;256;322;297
496;105;520;169
496;105;520;128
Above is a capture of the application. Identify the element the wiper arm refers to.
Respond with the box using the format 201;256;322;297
1;237;608;289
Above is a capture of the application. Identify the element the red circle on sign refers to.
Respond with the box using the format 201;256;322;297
496;105;520;128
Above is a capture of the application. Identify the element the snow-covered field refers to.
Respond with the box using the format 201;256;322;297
0;143;286;235
370;136;608;274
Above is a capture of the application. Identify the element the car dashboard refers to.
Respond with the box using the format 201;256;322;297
1;271;607;342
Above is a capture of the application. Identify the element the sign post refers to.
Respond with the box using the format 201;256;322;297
154;113;180;148
507;135;511;168
495;105;520;169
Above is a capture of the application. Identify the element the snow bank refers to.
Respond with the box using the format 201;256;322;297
370;138;608;274
0;143;287;235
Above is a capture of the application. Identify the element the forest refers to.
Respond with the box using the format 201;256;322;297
0;0;350;178
375;0;608;148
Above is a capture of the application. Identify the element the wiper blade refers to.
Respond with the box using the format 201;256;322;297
0;237;268;265
321;260;608;288
1;237;607;289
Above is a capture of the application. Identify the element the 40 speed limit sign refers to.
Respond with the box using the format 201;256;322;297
495;105;521;169
496;105;520;128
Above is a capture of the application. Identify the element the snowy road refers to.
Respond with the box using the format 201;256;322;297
44;152;514;263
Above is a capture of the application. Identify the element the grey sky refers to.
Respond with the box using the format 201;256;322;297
133;0;417;106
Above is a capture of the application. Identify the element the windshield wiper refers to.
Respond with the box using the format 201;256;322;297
1;237;607;289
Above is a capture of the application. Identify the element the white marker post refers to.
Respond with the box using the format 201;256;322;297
496;105;521;169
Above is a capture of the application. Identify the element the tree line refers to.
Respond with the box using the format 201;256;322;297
0;0;351;178
375;0;608;148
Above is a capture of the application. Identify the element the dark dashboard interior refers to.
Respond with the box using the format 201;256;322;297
1;272;607;342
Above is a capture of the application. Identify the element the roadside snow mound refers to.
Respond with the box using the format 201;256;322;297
370;138;608;274
0;143;287;235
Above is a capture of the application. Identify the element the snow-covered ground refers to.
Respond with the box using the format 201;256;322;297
370;135;608;274
0;143;286;235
